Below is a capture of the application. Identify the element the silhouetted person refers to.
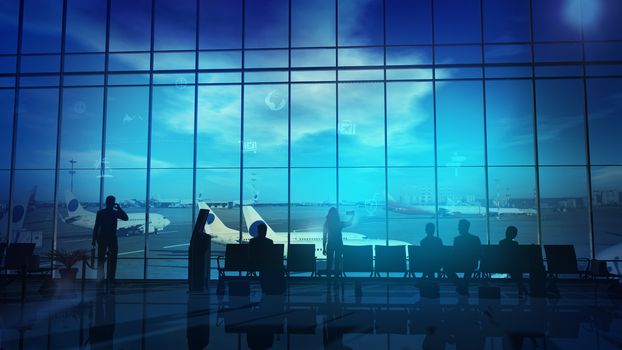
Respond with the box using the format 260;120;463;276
92;195;128;287
499;225;528;298
322;208;354;279
448;219;481;295
420;223;443;279
249;223;274;272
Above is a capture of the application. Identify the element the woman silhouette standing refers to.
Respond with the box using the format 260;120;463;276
322;207;354;279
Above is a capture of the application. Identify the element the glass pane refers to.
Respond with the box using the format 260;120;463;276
485;80;535;166
532;0;581;42
487;167;537;245
338;0;383;46
66;0;107;52
151;86;195;168
437;167;487;244
199;0;242;49
22;0;62;53
292;0;335;47
386;0;432;45
12;170;55;257
59;87;103;169
103;169;147;279
197;85;241;168
436;81;485;166
338;167;386;244
0;170;8;242
536;79;586;165
147;169;192;278
434;0;480;44
584;0;622;41
110;0;152;52
154;0;196;50
0;0;19;53
387;82;434;166
592;166;622;263
196;168;241;256
243;84;288;167
105;87;149;169
0;90;14;169
587;78;622;165
338;83;385;167
291;83;336;167
483;0;530;43
15;88;58;169
539;166;590;258
290;168;335;259
245;0;288;49
388;167;436;246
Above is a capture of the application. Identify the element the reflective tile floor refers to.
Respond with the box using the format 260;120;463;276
1;278;622;349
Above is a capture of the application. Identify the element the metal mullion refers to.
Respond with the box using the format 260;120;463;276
383;0;389;246
480;0;491;245
7;0;25;246
431;0;439;237
144;0;156;279
51;0;69;271
100;0;112;212
239;0;246;246
191;0;199;233
528;0;543;245
335;0;339;209
579;0;596;259
287;0;291;247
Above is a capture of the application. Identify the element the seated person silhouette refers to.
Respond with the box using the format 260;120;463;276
420;222;443;279
499;225;528;298
249;223;274;272
249;223;284;294
447;219;481;295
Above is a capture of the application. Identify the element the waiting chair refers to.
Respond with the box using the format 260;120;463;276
286;244;316;276
544;245;582;278
374;245;407;277
217;244;251;277
408;245;445;278
342;245;373;277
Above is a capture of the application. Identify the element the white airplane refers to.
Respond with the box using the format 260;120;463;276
198;202;410;259
0;187;36;243
62;191;171;236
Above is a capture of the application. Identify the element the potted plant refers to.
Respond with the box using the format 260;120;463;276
49;249;88;280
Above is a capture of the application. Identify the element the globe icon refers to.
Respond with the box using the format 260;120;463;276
265;90;286;111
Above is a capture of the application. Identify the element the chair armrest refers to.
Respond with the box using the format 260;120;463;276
216;255;224;270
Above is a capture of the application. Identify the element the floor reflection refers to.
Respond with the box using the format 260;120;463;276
1;280;621;349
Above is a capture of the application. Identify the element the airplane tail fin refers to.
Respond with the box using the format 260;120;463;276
197;202;238;235
242;205;276;238
0;187;36;242
64;190;92;218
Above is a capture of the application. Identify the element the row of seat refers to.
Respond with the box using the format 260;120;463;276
217;243;590;278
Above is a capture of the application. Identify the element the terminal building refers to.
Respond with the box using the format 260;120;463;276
0;0;621;349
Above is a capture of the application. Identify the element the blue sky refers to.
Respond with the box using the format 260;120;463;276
1;0;621;206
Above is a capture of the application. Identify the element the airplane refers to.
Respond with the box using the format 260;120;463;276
197;202;410;259
0;187;36;243
62;191;171;236
387;196;536;217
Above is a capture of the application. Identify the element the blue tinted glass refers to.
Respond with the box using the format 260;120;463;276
22;0;62;53
199;0;242;49
0;0;19;53
434;0;480;44
587;79;622;165
339;0;383;46
584;0;622;40
483;0;530;43
245;0;288;49
532;0;581;41
536;79;586;165
16;89;59;169
59;88;103;168
486;80;535;166
0;90;14;168
591;166;622;258
66;0;107;52
110;0;152;52
154;0;196;50
292;0;335;47
386;0;432;45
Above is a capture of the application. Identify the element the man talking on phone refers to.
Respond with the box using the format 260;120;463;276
92;195;129;288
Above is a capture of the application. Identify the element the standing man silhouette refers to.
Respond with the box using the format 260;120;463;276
92;195;128;288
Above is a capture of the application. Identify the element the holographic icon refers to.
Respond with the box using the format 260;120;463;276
265;90;286;111
239;140;258;154
364;193;380;216
338;120;357;135
93;157;113;178
123;113;143;124
175;77;188;90
445;152;467;177
73;101;86;114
